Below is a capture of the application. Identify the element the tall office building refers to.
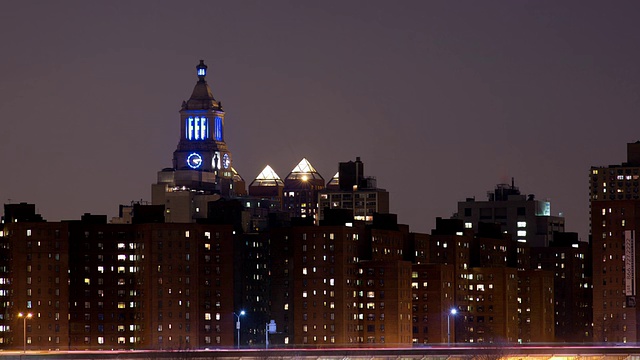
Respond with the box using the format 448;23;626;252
282;158;325;220
456;181;565;247
590;142;640;343
152;61;246;222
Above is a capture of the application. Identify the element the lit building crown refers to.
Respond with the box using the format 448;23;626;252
250;165;284;187
286;158;323;181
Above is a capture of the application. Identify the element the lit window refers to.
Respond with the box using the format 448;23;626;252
517;230;526;237
517;222;526;228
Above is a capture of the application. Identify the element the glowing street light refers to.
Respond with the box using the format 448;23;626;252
233;311;245;349
17;312;32;353
447;308;457;345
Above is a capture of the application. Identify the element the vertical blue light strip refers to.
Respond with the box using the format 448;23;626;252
201;117;207;140
214;116;223;141
195;117;200;140
187;117;194;140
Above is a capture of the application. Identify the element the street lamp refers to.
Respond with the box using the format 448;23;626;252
447;308;457;345
17;312;32;353
233;311;245;349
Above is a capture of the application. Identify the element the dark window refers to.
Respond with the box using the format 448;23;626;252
367;325;375;332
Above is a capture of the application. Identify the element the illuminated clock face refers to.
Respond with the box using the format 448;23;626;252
187;153;203;169
222;153;230;169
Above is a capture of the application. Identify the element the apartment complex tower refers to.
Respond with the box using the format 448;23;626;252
590;142;640;343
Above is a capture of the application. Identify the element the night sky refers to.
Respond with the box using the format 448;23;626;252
2;1;640;240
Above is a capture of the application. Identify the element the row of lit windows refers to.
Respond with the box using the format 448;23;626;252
0;336;61;344
301;322;336;333
301;255;335;264
203;313;222;321
302;335;336;343
301;233;360;241
302;244;335;252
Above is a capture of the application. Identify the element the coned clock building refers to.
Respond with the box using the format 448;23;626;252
152;60;247;223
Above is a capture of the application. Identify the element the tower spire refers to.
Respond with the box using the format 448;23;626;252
183;60;221;111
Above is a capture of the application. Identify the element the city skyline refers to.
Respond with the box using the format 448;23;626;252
2;2;640;239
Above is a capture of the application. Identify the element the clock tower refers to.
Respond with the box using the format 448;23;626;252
152;61;244;222
173;60;234;178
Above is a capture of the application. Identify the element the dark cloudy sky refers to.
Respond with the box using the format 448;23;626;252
1;1;639;239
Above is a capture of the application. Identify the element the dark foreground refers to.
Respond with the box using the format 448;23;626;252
0;345;639;360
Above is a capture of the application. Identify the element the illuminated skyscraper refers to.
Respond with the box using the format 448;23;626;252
152;61;246;222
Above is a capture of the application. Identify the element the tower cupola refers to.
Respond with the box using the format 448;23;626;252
196;60;207;80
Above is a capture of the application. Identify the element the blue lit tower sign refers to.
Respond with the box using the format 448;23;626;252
168;60;235;194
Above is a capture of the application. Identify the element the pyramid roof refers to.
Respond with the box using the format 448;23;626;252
250;165;284;187
232;167;244;182
285;158;324;181
326;171;340;188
